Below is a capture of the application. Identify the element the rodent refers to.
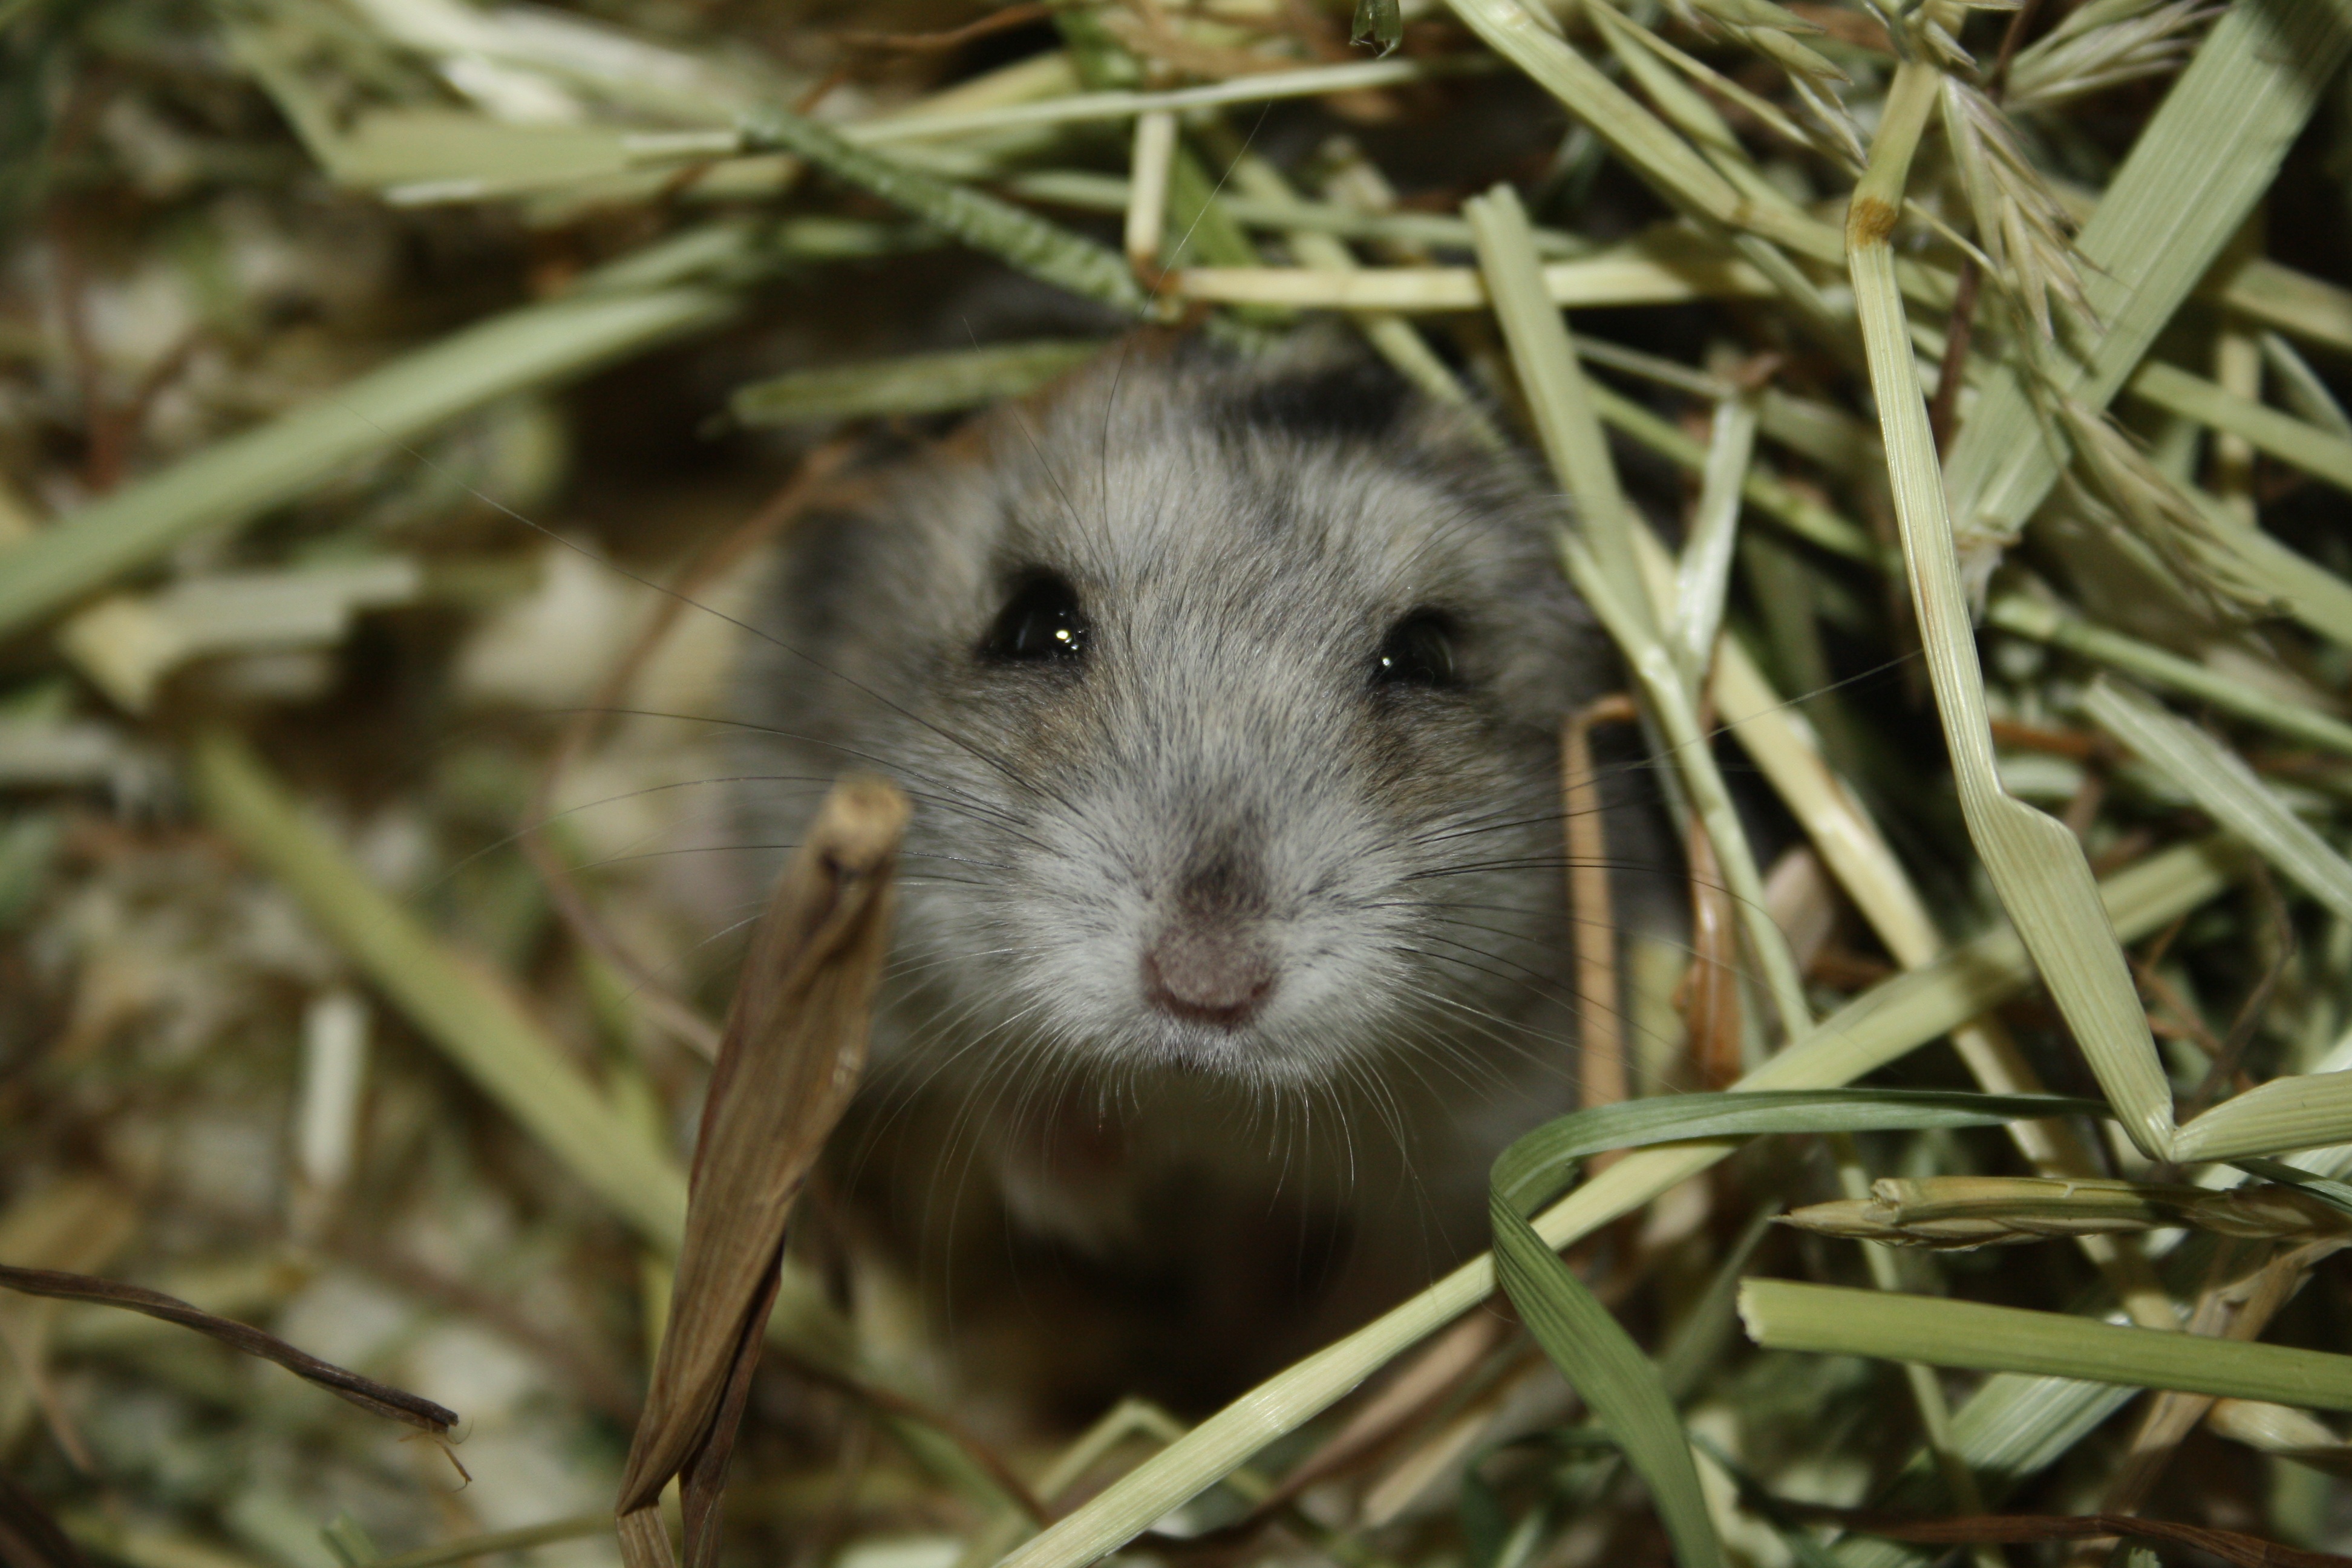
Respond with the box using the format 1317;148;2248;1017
732;333;1640;1405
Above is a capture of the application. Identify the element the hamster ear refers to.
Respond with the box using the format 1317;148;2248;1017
1210;353;1416;445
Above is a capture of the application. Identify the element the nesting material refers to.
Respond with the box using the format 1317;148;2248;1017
7;5;2352;1568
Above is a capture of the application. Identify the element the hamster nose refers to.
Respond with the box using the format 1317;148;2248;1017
1142;923;1278;1029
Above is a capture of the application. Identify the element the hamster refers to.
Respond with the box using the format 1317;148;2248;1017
731;333;1638;1403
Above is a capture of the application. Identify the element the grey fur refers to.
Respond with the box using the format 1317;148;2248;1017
732;336;1630;1344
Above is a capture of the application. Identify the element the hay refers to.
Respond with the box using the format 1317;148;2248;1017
6;4;2352;1568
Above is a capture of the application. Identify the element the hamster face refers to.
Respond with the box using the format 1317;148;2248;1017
737;339;1603;1103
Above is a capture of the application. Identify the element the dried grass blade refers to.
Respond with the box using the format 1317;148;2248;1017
1782;1176;2351;1247
194;734;948;1472
0;1264;456;1433
2127;359;2352;496
1811;1511;2348;1568
1467;182;1809;1037
1488;1091;2109;1568
1563;696;1638;1109
1168;249;1776;312
0;1471;88;1568
1122;111;1175;279
2204;1399;2352;1475
2219;258;2352;359
1942;0;2352;539
1847;62;2174;1158
2082;677;2352;924
1213;149;1491;437
1005;171;1589;256
362;1517;612;1568
1590;385;1884;565
1987;595;2352;761
1701;561;2179;1327
1834;1030;2352;1568
1673;394;1759;684
0;227;754;639
1739;1279;2352;1411
2258;331;2352;437
2168;1071;2352;1166
189;730;694;1253
742;111;1149;317
1441;0;1840;267
2005;0;2212;111
730;341;1108;425
1467;189;1641;612
616;776;908;1568
846;57;1440;143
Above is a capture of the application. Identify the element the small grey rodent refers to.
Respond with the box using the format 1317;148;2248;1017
734;334;1632;1397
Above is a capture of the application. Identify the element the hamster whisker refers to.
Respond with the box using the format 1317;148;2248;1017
377;428;1081;825
1414;897;1781;993
548;703;1065;848
1405;798;1668;847
1374;1002;1516;1099
1396;939;1659;1069
566;843;1010;875
1383;981;1578;1089
424;772;837;891
1405;856;1745;898
580;905;771;1021
1397;853;1716;883
1395;918;1588;995
1384;956;1581;1055
1374;896;1689;948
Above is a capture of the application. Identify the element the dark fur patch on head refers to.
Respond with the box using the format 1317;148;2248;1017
1216;359;1414;445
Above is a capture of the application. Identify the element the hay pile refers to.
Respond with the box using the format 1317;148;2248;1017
4;4;2352;1568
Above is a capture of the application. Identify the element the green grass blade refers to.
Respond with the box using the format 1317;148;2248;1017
1740;1279;2352;1411
1942;0;2352;538
1834;1025;2352;1568
2258;330;2352;436
2220;256;2352;359
1491;1091;2105;1568
1783;1174;2352;1247
1492;1091;2107;1215
1494;1203;1722;1568
731;340;1107;425
1001;170;1591;258
2227;1158;2352;1221
1214;148;1495;439
1463;186;1645;610
1834;1387;2143;1568
2192;506;2352;646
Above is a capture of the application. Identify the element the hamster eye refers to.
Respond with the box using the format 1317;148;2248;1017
982;572;1090;662
1374;610;1457;688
